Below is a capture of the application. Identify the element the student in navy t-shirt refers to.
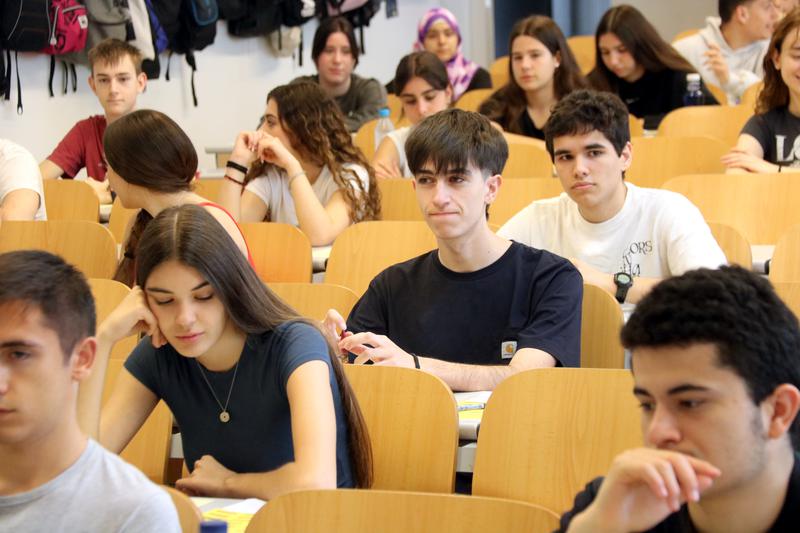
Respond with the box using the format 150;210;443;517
78;205;372;499
325;109;582;392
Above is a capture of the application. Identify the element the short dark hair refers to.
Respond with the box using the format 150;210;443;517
621;266;800;449
406;109;508;177
544;89;630;158
720;0;753;24
0;250;96;359
311;17;359;67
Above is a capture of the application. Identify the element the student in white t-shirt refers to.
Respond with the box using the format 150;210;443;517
0;139;46;221
499;89;726;304
218;82;381;246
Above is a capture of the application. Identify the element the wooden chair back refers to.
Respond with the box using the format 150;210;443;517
708;221;752;267
504;142;553;178
267;282;359;322
657;104;752;147
239;222;312;282
770;224;800;282
627;136;727;188
567;35;595;74
88;279;172;484
663;173;800;245
344;365;458;492
473;368;642;514
354;119;379;160
672;27;700;42
246;489;560;533
43;179;99;221
192;178;223;203
773;281;800;319
325;221;437;296
489;178;564;227
489;55;509;88
0;220;117;278
108;196;138;245
377;178;423;221
706;83;728;105
162;486;203;533
740;81;763;113
454;88;493;112
581;284;625;368
629;114;644;138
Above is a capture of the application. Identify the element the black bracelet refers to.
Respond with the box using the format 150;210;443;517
226;160;248;174
410;353;420;369
224;174;245;186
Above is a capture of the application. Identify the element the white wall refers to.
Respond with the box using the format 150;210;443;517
612;0;717;42
0;0;490;170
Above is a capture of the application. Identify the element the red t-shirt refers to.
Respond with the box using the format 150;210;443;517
48;115;107;181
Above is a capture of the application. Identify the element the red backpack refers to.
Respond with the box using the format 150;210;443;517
42;0;89;55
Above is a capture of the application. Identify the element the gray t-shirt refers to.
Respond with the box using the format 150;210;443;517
0;439;180;533
741;106;800;167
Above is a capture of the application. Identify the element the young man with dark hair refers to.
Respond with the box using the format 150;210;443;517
39;39;147;204
0;251;179;531
325;109;582;392
674;0;778;103
559;266;800;532
499;89;726;305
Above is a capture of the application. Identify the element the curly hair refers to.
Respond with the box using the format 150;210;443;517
245;82;380;222
544;89;630;158
621;266;800;449
756;9;800;114
478;15;587;135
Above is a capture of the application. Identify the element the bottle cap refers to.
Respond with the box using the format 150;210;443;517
379;107;390;118
687;73;701;82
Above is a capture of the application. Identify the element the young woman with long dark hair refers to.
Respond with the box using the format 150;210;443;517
80;204;373;499
588;4;717;129
479;15;587;140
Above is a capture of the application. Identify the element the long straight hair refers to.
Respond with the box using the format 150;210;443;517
135;204;373;488
757;9;800;114
478;15;587;135
588;4;695;93
245;82;381;223
104;109;198;286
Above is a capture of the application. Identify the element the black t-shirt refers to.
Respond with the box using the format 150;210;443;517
124;321;354;487
557;454;800;532
617;68;718;129
741;107;800;167
519;108;545;140
346;242;582;367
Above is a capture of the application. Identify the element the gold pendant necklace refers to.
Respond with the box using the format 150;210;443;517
196;358;240;423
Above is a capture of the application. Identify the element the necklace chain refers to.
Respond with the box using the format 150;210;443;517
196;358;240;422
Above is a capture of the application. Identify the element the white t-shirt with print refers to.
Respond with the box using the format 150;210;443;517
245;163;369;225
498;182;726;278
0;139;47;220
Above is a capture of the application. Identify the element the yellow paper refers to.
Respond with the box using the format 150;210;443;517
202;510;253;533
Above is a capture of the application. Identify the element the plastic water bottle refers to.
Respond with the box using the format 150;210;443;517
683;73;705;106
374;107;394;148
199;520;227;532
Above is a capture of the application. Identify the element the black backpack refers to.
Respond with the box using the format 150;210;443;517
217;0;247;20
152;0;218;106
1;0;51;113
227;0;281;38
321;0;379;53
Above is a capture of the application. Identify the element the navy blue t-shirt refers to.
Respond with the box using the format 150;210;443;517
346;242;582;367
124;321;354;487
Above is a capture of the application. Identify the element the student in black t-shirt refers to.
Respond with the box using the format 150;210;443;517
78;205;372;500
479;15;587;140
559;266;800;533
724;10;800;173
588;5;718;129
324;110;582;392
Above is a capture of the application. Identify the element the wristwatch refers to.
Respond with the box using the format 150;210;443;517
613;272;633;304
